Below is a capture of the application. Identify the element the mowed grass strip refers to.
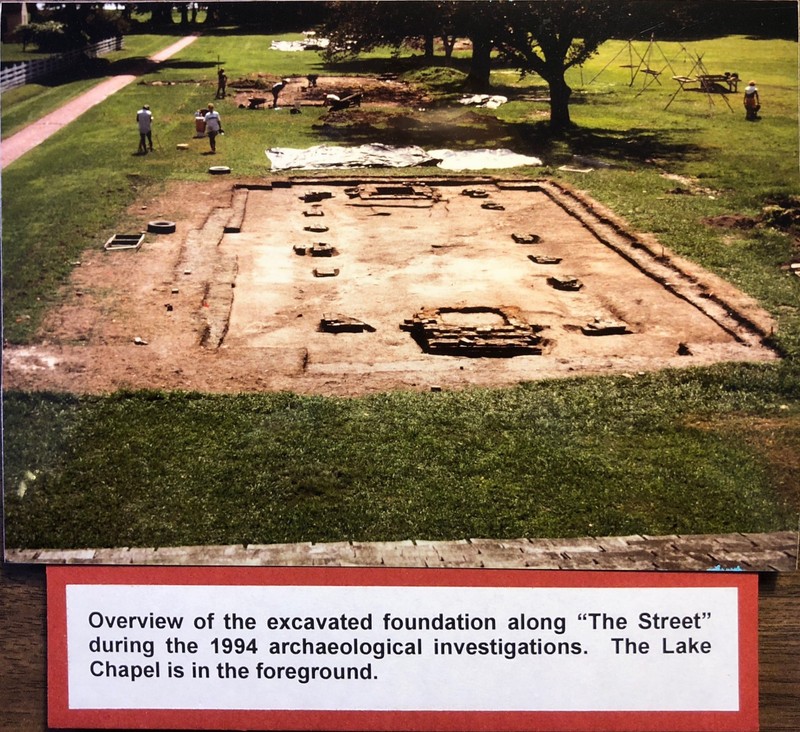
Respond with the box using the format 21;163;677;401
4;366;799;549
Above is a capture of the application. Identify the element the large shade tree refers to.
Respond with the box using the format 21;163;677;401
321;2;451;56
23;2;129;48
320;0;639;129
493;0;631;130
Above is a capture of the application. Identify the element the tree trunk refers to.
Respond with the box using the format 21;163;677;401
442;35;456;61
465;32;492;91
423;33;434;58
547;74;573;130
150;4;174;26
204;5;221;25
180;4;189;26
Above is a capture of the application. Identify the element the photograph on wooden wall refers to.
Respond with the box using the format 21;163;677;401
2;1;798;572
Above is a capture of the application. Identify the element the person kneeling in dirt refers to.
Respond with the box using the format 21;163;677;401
136;104;153;154
272;78;289;107
204;103;223;153
744;80;760;120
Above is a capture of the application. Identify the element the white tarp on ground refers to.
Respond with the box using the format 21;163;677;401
431;148;543;170
266;143;436;169
270;38;330;52
458;94;509;109
266;144;543;171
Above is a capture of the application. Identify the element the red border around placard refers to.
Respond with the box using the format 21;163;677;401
46;566;759;732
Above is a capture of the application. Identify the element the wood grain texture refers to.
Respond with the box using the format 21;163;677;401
758;572;800;731
0;564;47;732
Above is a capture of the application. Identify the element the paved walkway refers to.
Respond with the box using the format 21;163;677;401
7;531;797;571
1;34;199;169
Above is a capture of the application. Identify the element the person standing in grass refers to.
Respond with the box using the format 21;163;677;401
216;68;228;99
204;103;223;153
744;80;760;120
136;104;153;154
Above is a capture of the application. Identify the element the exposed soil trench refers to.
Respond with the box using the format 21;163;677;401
3;177;779;396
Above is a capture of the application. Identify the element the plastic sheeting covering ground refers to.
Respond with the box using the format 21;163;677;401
270;38;329;52
431;148;543;170
266;144;543;171
458;94;509;109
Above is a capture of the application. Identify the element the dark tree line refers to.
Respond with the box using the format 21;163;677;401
17;1;796;128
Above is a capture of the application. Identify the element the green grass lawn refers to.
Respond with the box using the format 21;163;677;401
0;43;56;62
3;31;799;550
1;34;194;138
5;367;798;548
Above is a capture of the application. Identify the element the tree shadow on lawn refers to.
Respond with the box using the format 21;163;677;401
157;59;220;70
197;24;302;38
312;108;705;167
324;55;473;79
32;54;218;88
560;125;707;166
35;55;161;85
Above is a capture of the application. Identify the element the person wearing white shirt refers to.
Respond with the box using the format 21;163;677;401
743;81;760;121
136;104;153;154
204;103;223;153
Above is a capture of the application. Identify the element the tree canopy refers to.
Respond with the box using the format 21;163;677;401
493;0;630;129
320;0;633;129
24;1;796;129
318;0;795;129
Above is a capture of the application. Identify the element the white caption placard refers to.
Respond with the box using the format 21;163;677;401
47;566;758;731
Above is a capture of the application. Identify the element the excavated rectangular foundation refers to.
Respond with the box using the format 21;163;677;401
206;177;777;391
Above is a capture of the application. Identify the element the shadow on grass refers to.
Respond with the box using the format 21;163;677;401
312;106;705;167
324;54;473;79
20;50;216;88
157;59;220;70
560;125;706;165
31;55;159;85
196;25;287;38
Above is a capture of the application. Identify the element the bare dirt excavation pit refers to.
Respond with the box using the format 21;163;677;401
4;178;778;395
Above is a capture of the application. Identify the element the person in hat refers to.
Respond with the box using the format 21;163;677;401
743;80;760;120
136;104;153;154
204;103;223;153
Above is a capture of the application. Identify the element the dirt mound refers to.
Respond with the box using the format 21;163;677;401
761;195;800;231
232;75;430;110
703;214;758;229
705;196;800;234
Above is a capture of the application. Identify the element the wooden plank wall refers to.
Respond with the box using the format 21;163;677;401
1;564;798;732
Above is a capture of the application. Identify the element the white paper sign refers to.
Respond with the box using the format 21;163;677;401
47;566;759;731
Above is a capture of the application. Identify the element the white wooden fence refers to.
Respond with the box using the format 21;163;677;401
1;36;123;92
